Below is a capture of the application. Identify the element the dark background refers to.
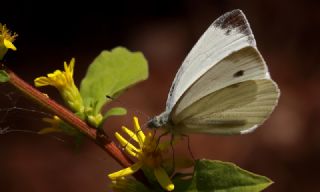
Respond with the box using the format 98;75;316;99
0;0;320;191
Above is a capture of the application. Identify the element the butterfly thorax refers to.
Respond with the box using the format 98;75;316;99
147;111;171;129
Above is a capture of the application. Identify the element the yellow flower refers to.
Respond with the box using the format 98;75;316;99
108;116;175;191
34;58;84;113
0;23;17;60
39;115;79;136
39;115;63;134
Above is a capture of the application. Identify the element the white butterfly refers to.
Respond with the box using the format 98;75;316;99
147;9;280;135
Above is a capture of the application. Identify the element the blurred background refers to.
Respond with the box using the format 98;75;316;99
0;0;320;191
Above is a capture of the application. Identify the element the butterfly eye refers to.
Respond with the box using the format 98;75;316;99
233;70;244;77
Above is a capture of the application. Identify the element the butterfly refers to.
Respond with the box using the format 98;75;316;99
147;9;280;135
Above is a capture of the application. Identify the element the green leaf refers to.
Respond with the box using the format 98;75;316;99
174;159;273;192
0;70;9;82
98;107;127;128
103;107;127;119
80;47;148;115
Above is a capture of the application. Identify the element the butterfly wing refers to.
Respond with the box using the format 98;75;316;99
172;79;279;135
162;9;280;135
172;46;270;116
166;9;257;112
169;46;280;134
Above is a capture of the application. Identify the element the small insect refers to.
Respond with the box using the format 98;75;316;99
147;9;280;135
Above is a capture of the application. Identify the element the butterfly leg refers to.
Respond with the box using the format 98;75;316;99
151;128;157;142
181;134;195;161
170;133;176;173
154;130;169;152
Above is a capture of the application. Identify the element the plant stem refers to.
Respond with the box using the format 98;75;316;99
5;68;135;168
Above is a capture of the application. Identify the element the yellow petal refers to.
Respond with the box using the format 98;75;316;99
133;116;145;143
154;167;174;191
42;115;60;124
121;126;139;143
108;161;143;180
42;117;55;124
64;58;75;81
48;70;62;78
4;39;16;51
115;132;140;158
64;61;69;73
69;58;75;75
34;77;51;87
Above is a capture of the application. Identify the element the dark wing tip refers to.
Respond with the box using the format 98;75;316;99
213;9;247;29
212;9;255;45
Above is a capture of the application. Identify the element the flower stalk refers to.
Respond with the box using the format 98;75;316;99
4;67;131;166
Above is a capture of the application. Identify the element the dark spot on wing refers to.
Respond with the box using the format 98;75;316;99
169;83;175;97
233;70;244;77
226;29;231;35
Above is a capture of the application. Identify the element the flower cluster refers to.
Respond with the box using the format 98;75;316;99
0;23;17;60
39;115;80;136
39;115;63;134
34;58;84;114
108;117;175;191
